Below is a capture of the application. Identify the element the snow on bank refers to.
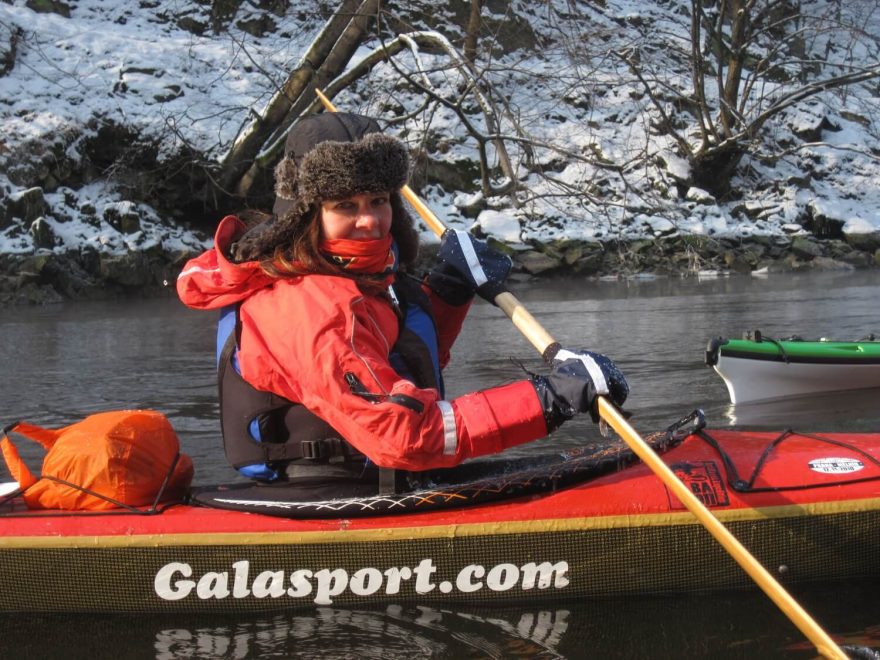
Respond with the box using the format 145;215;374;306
4;182;209;255
1;0;879;259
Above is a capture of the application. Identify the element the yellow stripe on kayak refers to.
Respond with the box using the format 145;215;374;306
3;497;879;549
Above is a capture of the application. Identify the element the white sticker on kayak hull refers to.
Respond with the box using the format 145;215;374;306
808;458;864;474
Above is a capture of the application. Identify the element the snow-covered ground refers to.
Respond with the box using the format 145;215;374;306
1;0;879;258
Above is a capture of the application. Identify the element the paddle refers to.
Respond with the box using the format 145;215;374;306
313;89;848;660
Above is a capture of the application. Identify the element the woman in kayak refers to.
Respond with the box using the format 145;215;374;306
177;112;628;497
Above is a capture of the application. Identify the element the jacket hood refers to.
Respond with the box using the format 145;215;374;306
177;215;277;310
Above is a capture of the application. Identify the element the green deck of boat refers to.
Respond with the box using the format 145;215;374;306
720;339;880;360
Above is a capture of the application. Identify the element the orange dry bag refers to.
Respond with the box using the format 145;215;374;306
0;410;194;510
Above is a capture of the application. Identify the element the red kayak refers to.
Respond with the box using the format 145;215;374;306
2;415;879;613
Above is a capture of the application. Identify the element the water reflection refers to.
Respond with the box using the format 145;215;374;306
152;605;569;659
3;582;878;659
722;387;880;431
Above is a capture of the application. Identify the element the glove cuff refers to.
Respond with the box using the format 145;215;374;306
475;281;508;306
425;270;475;306
531;376;575;432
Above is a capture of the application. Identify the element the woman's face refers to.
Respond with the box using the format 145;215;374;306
320;192;393;241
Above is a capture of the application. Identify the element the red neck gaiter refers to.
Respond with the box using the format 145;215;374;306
320;235;397;284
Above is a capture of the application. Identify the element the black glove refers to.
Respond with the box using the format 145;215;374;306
426;229;512;306
532;349;629;429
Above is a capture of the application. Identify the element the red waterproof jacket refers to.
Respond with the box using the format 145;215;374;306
177;216;549;471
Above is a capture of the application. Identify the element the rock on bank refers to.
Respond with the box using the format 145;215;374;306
5;226;879;306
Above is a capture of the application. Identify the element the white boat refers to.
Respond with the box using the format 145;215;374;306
706;332;880;404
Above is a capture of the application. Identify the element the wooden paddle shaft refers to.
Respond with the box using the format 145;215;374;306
312;88;845;659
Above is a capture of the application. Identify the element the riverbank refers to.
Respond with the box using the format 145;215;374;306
3;229;878;306
3;2;880;308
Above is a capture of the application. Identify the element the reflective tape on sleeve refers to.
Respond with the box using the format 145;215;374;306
435;400;458;455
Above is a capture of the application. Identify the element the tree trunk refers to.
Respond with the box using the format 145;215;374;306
692;142;744;198
463;0;482;66
720;0;750;137
216;0;369;197
230;0;380;202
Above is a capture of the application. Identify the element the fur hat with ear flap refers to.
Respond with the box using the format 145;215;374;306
231;112;418;266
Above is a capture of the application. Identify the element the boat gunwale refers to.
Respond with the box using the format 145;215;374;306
719;351;880;365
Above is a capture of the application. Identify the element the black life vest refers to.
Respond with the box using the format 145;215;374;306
216;275;441;483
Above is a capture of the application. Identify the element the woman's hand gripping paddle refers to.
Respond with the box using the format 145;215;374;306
313;88;848;660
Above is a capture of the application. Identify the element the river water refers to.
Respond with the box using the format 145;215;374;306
1;269;879;658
